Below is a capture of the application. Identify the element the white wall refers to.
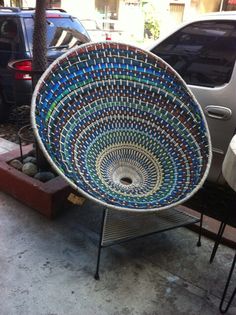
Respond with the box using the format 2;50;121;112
119;1;144;42
61;0;95;19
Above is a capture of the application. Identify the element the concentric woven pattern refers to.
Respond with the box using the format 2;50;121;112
32;42;211;211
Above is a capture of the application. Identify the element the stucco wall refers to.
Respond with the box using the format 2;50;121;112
198;0;221;13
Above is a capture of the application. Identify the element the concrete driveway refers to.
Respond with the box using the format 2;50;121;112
0;191;235;315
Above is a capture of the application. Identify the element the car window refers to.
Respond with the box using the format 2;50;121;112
151;20;236;87
81;20;101;30
0;17;20;66
23;16;90;52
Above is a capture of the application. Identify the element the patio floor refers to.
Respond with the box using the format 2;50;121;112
0;191;235;315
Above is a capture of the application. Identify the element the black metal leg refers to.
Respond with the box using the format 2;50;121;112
196;186;206;247
94;208;107;280
19;136;23;163
219;252;236;313
197;209;204;247
210;221;226;263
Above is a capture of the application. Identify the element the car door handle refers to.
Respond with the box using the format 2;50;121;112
204;105;232;120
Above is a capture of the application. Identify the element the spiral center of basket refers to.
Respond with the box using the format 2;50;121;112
94;144;163;197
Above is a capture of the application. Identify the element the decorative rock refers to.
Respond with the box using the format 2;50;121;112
9;159;23;171
22;162;38;177
34;171;56;182
23;156;37;164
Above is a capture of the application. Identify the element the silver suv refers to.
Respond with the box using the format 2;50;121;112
149;11;236;185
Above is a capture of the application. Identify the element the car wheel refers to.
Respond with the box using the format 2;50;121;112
0;93;10;123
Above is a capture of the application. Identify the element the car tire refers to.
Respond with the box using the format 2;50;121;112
0;92;11;123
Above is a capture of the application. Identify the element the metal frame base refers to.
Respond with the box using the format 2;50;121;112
94;207;202;280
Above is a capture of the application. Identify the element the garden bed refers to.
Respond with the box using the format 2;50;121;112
0;144;77;218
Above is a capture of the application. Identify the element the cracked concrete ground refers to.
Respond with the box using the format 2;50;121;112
0;191;235;315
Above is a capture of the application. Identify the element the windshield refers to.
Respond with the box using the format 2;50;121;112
23;16;90;52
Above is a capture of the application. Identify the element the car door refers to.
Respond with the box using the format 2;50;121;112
150;19;236;184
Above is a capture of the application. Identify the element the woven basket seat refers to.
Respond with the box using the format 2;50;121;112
32;42;211;212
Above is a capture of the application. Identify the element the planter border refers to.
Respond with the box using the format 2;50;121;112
0;145;74;218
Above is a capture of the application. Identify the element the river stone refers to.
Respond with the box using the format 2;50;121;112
34;171;56;182
23;156;37;164
9;159;23;171
22;162;38;177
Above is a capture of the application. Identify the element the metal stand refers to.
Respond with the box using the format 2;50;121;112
219;252;236;313
209;221;226;263
209;222;235;313
94;208;106;280
197;209;204;247
196;186;206;247
94;207;202;280
18;124;34;162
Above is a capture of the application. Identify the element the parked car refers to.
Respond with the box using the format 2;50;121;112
81;18;124;42
0;7;90;122
149;11;236;185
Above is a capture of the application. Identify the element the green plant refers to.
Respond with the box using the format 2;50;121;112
144;17;159;39
142;0;160;39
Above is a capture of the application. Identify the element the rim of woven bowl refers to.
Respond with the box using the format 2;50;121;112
31;41;212;212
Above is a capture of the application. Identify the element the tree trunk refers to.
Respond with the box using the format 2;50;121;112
32;0;47;87
32;0;50;171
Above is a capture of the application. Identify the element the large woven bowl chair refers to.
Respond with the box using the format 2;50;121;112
31;42;212;212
